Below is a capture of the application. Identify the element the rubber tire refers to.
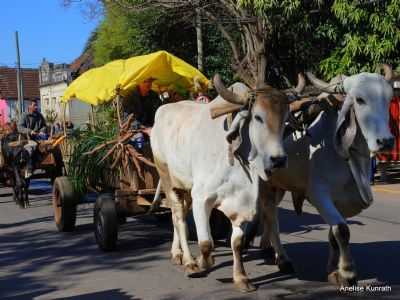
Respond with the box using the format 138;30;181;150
94;193;118;251
52;176;78;232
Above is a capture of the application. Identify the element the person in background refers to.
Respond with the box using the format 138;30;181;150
122;78;162;128
65;121;74;137
122;78;162;149
53;122;62;135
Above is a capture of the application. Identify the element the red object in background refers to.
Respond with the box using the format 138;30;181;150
377;96;400;161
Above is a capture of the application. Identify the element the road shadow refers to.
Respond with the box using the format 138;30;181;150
0;214;173;299
54;289;140;300
280;240;400;285
0;216;54;229
0;274;57;300
277;207;364;235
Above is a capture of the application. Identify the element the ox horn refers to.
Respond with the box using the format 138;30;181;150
213;74;247;105
382;63;393;81
295;73;306;94
306;72;336;93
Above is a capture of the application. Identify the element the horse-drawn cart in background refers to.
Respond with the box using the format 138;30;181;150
52;51;216;251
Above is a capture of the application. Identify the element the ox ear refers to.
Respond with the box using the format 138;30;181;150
226;111;249;157
334;95;357;158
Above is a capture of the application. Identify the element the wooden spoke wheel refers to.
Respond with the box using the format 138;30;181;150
52;176;78;232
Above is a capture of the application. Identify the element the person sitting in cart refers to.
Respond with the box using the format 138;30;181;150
122;78;162;149
17;100;48;176
18;100;48;140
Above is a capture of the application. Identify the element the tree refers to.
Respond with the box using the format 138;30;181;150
64;0;400;83
71;1;234;82
319;0;400;78
108;1;340;87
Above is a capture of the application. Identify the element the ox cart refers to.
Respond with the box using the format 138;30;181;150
51;51;228;251
0;131;64;208
52;120;171;251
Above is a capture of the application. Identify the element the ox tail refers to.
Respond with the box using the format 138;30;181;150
148;180;162;214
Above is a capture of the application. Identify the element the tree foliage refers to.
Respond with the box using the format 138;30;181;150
66;0;400;84
320;0;400;77
86;2;234;81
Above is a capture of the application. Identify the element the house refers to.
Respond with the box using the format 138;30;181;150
0;67;40;124
39;57;91;128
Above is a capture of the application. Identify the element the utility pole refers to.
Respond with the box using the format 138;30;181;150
195;8;203;72
15;31;24;120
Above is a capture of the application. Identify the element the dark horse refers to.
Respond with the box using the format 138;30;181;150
1;133;35;208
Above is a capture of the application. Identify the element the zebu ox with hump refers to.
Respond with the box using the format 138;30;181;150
257;70;394;286
151;75;289;292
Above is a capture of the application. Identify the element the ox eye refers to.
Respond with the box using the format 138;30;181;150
254;115;263;123
356;98;366;105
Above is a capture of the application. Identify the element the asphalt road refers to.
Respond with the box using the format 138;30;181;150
0;179;399;300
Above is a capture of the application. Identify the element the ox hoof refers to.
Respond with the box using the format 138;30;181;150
184;263;203;278
328;270;357;287
277;260;295;274
197;255;215;270
262;247;276;261
234;279;256;293
171;253;183;265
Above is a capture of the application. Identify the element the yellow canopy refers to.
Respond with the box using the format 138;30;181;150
62;50;209;105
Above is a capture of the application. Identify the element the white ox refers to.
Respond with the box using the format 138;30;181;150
150;75;289;292
257;72;394;286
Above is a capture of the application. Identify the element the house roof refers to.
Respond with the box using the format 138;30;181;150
70;51;94;79
0;67;39;100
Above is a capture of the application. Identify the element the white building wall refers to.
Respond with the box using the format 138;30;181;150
40;82;67;121
40;82;90;127
67;99;91;128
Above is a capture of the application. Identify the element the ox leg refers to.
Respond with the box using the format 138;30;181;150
23;178;30;208
231;224;256;292
13;167;24;208
171;227;183;265
169;189;199;275
309;187;357;286
327;227;339;274
260;186;294;273
192;198;214;271
327;224;357;286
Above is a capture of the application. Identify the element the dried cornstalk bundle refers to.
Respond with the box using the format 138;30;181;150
83;114;154;181
68;111;155;194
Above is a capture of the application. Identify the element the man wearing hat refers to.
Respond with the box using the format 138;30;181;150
123;78;162;129
122;78;162;149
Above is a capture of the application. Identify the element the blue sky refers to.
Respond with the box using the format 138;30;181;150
0;1;99;68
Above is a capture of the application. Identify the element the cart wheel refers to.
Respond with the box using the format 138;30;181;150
52;176;78;232
94;193;118;251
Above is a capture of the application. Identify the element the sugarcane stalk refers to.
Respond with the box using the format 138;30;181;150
111;149;122;169
83;138;118;155
137;156;156;167
122;148;129;170
126;144;155;167
121;114;134;130
99;143;119;163
127;150;144;180
119;132;134;144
